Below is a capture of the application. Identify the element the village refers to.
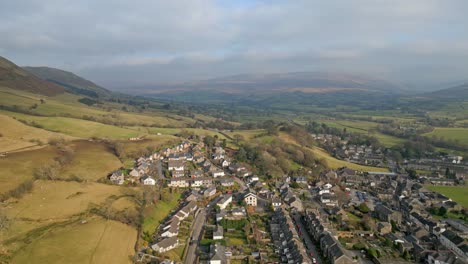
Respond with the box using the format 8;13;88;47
107;134;467;264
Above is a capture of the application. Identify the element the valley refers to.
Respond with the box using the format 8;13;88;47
0;55;467;264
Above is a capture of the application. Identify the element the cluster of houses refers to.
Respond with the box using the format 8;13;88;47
305;166;468;263
151;200;198;254
304;210;354;264
109;152;162;185
270;207;311;264
335;144;386;167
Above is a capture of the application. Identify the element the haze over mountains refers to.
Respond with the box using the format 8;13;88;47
0;55;466;106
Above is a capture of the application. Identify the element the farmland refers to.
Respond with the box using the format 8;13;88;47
59;141;123;181
0;146;59;194
424;127;468;144
426;185;468;208
10;217;136;264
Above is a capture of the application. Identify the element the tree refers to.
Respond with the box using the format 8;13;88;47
236;147;247;162
438;206;447;216
358;203;370;213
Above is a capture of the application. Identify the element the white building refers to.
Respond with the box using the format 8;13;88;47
244;192;257;207
216;195;232;210
151;237;179;253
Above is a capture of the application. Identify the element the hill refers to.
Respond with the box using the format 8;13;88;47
142;72;404;95
425;84;468;100
24;66;111;98
0;56;65;96
136;72;406;109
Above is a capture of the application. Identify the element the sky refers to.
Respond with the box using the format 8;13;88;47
1;0;467;90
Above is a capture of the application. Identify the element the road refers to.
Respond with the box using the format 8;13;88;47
184;208;207;264
155;160;163;179
292;213;322;264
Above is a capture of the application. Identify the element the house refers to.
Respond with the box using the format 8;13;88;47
294;176;307;184
172;170;185;178
271;197;282;208
374;204;402;224
213;225;224;240
190;169;203;178
109;170;124;185
191;178;204;187
439;230;467;260
216;195;232;210
168;160;185;171
167;178;190;188
219;178;234;187
129;169;140;177
328;243;354;264
204;186;217;197
209;243;226;264
244;192;257;207
141;175;156;185
231;207;246;217
320;193;338;207
221;159;230;168
162;219;179;237
151;237;179;253
212;169;225;178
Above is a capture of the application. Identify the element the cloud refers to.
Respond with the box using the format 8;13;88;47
0;0;467;89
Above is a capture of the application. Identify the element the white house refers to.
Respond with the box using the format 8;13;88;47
168;178;190;188
191;179;203;187
212;170;225;178
216;195;232;210
151;237;179;253
142;176;156;185
244;192;257;207
221;160;230;168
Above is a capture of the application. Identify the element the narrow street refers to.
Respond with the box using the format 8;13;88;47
184;208;206;264
291;213;322;264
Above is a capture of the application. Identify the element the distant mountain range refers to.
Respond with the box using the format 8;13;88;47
1;55;466;107
139;72;406;95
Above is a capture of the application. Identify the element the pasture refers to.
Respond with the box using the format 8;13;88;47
424;127;468;144
4;180;127;220
426;185;468;208
11;217;136;264
0;114;75;153
0;146;58;194
60;141;122;181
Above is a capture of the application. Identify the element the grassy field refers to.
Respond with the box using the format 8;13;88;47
142;191;182;234
11;217;136;264
0;146;59;194
426;185;468;208
424;127;468;144
0;86;193;127
4;180;127;220
0;114;76;153
60;141;122;181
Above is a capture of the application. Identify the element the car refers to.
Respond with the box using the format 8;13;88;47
312;258;317;263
